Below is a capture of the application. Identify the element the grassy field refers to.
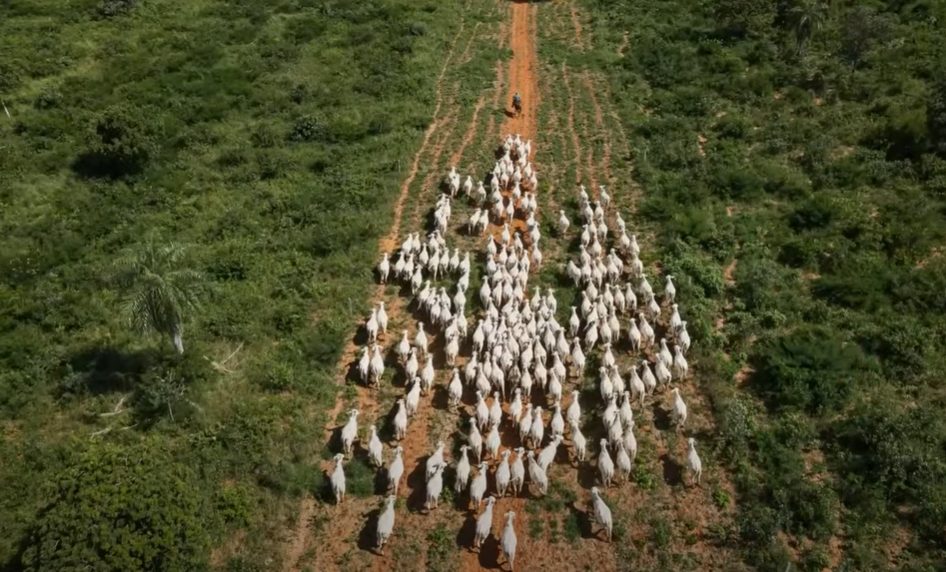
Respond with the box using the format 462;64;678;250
0;0;476;569
570;0;946;569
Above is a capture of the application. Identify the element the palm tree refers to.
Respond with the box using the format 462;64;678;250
789;0;828;55
118;241;202;354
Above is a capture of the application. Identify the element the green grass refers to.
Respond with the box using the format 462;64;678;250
576;0;946;568
0;0;472;568
426;524;455;572
528;516;545;539
563;511;582;543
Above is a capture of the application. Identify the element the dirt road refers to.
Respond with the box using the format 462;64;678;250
280;1;740;571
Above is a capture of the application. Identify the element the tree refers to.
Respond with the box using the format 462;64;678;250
929;74;946;157
713;0;777;37
838;5;892;69
19;443;210;571
787;0;828;55
118;241;203;354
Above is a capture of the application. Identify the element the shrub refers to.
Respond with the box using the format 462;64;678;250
718;397;755;460
751;326;876;414
251;123;279;148
709;159;764;200
789;194;834;230
713;0;776;38
0;61;22;93
33;87;62;110
713;113;751;139
756;160;811;199
289;115;327;142
739;504;778;543
19;443;210;571
929;76;946;157
713;487;732;509
834;406;946;506
99;0;138;18
77;106;158;178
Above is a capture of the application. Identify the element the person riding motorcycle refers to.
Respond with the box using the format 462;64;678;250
512;91;522;114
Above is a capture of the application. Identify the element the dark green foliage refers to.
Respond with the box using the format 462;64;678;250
928;75;946;157
343;457;376;498
99;0;138;18
78;106;158;178
289;115;327;142
752;327;875;414
19;443;210;571
0;0;468;567
838;5;893;69
713;0;776;37
563;511;582;542
789;195;834;230
834;406;946;520
33;87;62;110
587;0;946;565
0;61;22;93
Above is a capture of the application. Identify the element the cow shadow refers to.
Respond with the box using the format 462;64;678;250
478;533;502;569
406;455;430;513
357;506;381;553
651;399;673;431
661;452;683;486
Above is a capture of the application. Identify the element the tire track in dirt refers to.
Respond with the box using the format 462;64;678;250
410;107;462;230
540;2;744;569
284;10;474;570
561;64;584;186
564;8;743;568
458;22;484;66
548;0;570;43
457;5;541;569
354;4;513;566
565;69;599;195
483;60;505;148
568;0;589;52
451;96;487;170
496;0;509;51
377;19;468;255
599;82;640;217
501;1;538;143
373;8;511;564
582;72;613;187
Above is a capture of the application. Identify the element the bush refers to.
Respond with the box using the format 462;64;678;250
757;160;811;199
19;443;210;571
929;76;946;157
834;406;946;506
77;106;158;178
33;87;62;110
751;326;876;414
0;61;22;93
713;113;751;139
709;159;764;199
289;115;327;142
718;397;755;460
713;0;776;37
789;194;834;230
99;0;138;18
